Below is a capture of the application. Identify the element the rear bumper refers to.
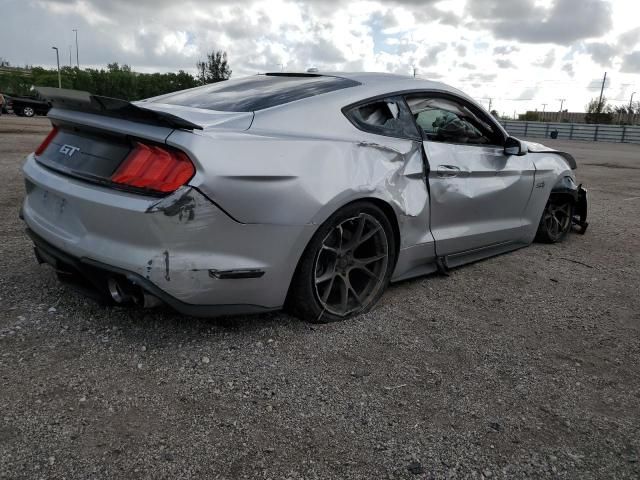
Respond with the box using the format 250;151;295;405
27;228;275;317
21;154;315;316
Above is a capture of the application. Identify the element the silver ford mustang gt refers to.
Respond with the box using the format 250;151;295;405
21;72;588;322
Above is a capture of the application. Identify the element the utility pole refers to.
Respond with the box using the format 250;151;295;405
72;29;79;68
52;46;61;88
630;92;636;125
69;45;72;67
413;66;416;78
487;98;492;112
597;71;607;113
557;98;565;121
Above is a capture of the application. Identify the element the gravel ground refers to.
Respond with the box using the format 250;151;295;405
1;115;639;479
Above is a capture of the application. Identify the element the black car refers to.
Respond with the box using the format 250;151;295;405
11;95;51;117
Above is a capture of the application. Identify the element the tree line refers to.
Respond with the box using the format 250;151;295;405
0;50;231;101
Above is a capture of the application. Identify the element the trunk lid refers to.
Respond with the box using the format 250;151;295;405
32;88;252;194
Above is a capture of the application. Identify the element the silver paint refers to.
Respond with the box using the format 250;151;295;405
21;73;580;314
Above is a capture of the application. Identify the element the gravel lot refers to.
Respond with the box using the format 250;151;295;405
1;115;639;479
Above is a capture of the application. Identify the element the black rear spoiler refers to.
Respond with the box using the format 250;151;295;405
35;87;203;131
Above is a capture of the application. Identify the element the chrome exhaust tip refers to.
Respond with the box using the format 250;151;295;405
107;277;131;303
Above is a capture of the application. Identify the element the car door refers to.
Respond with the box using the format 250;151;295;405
405;94;535;257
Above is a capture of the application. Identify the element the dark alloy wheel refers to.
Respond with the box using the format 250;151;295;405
288;202;396;323
535;196;574;243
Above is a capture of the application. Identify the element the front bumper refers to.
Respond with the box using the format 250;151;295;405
21;154;315;316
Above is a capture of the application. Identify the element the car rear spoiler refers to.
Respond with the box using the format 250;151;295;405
35;87;203;131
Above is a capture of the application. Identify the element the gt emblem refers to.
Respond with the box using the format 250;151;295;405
59;144;80;157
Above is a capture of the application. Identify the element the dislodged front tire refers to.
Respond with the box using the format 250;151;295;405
535;196;574;243
288;201;396;323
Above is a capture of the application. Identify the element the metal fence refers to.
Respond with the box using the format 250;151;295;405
499;120;640;144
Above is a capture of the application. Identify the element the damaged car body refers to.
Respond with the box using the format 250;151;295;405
21;73;588;322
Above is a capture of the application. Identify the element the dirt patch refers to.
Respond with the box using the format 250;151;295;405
1;120;639;479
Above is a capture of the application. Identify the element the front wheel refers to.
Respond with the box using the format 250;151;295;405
22;106;35;117
535;196;574;243
287;202;396;323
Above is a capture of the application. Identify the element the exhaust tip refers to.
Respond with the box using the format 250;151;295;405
107;277;130;303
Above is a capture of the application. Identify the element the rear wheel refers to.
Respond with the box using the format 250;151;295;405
535;196;574;243
288;201;396;323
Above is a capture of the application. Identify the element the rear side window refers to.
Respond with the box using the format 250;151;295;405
345;96;420;140
147;74;360;112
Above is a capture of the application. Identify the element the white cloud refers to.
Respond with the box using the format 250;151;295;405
0;0;637;115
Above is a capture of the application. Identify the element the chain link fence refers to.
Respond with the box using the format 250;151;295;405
500;120;640;144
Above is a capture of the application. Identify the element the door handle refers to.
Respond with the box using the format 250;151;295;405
436;165;461;178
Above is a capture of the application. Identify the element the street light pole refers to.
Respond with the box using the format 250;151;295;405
52;46;61;88
630;92;636;125
72;29;79;68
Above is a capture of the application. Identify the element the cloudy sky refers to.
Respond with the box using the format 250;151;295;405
1;0;639;115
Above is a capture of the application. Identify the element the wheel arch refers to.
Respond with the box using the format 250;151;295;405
549;174;580;204
284;196;401;306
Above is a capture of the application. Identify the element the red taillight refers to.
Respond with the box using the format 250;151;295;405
35;127;59;156
111;142;195;193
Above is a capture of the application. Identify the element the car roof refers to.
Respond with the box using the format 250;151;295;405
263;71;464;97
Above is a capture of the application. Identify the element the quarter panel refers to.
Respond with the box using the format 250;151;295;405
168;128;437;279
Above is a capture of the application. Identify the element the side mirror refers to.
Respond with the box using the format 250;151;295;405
504;136;527;156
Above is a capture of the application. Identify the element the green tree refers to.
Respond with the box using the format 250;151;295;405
196;50;232;85
519;111;540;121
585;97;614;124
1;63;199;100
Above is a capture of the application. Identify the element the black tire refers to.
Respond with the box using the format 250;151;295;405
22;106;35;117
535;195;574;243
287;201;397;323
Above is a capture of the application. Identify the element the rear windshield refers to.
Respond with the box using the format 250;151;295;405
148;74;360;112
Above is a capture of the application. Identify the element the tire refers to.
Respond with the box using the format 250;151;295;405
22;106;35;117
287;201;397;323
535;195;574;243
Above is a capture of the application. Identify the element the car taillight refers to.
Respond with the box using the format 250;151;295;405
35;127;59;156
111;142;195;193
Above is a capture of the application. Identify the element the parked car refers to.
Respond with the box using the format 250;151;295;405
11;95;51;117
21;74;588;322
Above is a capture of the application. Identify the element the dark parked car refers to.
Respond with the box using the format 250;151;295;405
11;95;51;117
